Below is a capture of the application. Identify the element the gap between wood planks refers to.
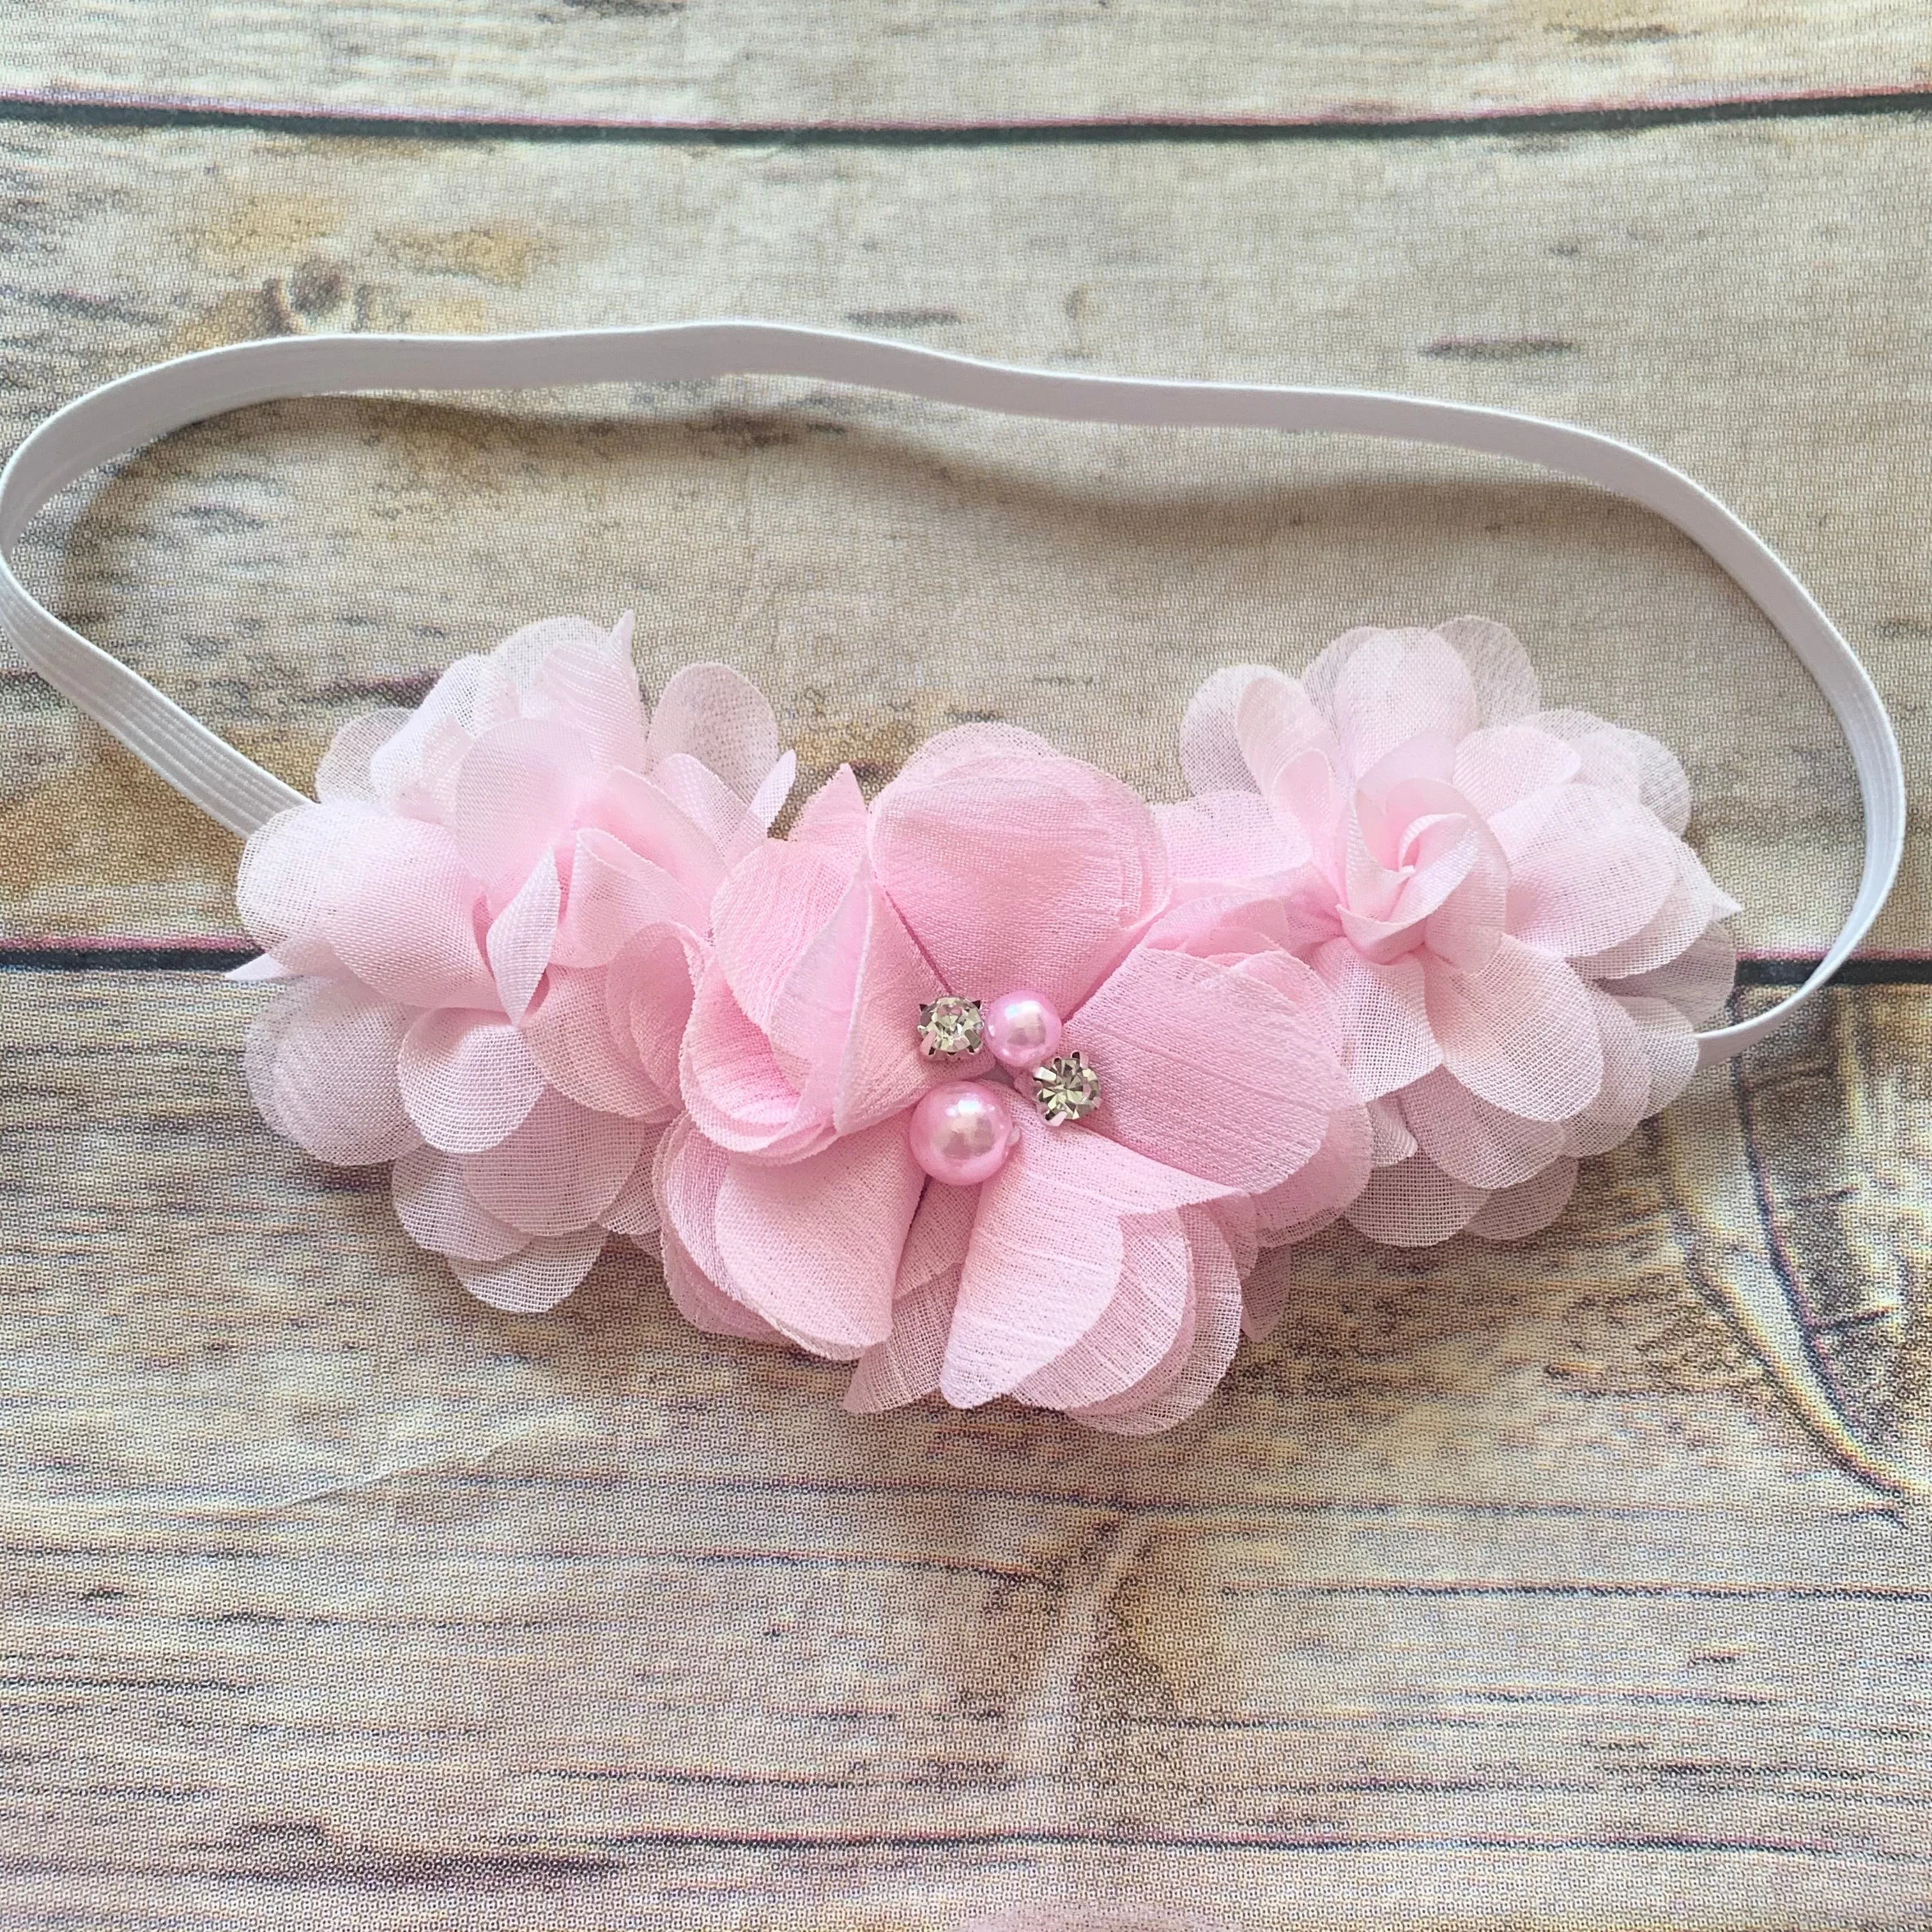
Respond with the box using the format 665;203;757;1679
1;86;1931;145
4;946;1931;983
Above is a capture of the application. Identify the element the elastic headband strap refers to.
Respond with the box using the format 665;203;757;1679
0;322;1903;1070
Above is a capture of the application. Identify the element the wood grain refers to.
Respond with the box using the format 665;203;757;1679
3;0;1929;127
1;969;1928;1930
6;114;1931;951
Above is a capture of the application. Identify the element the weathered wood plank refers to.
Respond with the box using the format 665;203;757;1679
3;0;1928;127
2;969;1928;1928
6;114;1930;953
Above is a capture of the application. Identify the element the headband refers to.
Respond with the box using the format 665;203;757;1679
0;323;1910;1488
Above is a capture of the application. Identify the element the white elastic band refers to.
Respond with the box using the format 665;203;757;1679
0;322;1904;1070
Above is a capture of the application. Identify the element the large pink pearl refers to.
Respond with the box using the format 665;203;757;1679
983;990;1063;1071
908;1080;1015;1187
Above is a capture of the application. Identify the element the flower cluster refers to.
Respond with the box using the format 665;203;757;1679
236;615;1733;1429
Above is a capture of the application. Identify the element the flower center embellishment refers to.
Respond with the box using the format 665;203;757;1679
917;995;984;1059
1032;1051;1101;1125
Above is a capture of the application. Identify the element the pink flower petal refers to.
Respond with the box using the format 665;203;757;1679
486;847;560;1023
1538;710;1692;836
1154;790;1311;893
1073;946;1343;1194
524;632;648;775
246;982;420;1166
1433;617;1541;725
790;763;870;860
1574;841;1726;981
367;654;487;819
392;1144;527;1263
1235;669;1338;795
1015;1211;1194;1412
828;885;954;1137
1399;1066;1568;1190
552;829;707;971
1251;1100;1374;1244
603;926;701;1101
488;616;617;702
896;1181;978;1297
1310;940;1441;1102
1505;785;1680;959
1424;937;1602;1123
1558;987;1657;1159
1344;1151;1488;1246
1073;1204;1246;1434
1466;1158;1578;1241
651;1119;791;1344
1451;724;1581;820
711;1119;926;1356
450;1227;608;1313
1240;1245;1296;1344
845;1268;958;1414
650;751;758;850
678;961;832;1160
461;1088;648;1238
321;813;495;1008
236;804;353;977
521;964;669;1119
315;708;410;806
599;1124;667;1240
712;838;859;1033
940;1107;1227;1407
397;1008;548;1154
1179;664;1273;794
1616;992;1701;1115
1605;924;1736;1027
871;726;1169;1018
450;716;601;909
581;765;730;908
1327;629;1480;774
647;662;783;803
1367;1095;1417;1166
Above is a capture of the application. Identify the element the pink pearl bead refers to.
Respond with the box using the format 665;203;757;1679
983;990;1063;1071
908;1080;1015;1187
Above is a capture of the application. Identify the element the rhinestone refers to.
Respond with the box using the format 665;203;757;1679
917;995;984;1059
1032;1051;1100;1125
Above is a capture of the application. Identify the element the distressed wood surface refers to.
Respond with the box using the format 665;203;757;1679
7;57;1932;1932
1;970;1929;1930
3;0;1929;127
7;114;1932;951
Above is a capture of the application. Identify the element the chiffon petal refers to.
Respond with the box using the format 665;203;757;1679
250;983;420;1166
1425;937;1603;1123
1179;663;1272;794
871;726;1169;1016
460;1088;648;1238
1466;1158;1579;1241
392;1144;527;1264
647;661;783;803
940;1108;1227;1407
1310;940;1442;1101
397;1008;548;1154
450;1227;608;1313
1073;946;1342;1193
1345;1152;1488;1246
711;1119;926;1356
486;846;560;1023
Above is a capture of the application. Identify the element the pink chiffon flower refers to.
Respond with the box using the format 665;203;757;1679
1164;619;1737;1246
234;614;795;1311
663;723;1371;1432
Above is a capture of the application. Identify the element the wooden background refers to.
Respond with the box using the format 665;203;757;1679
3;8;1932;1929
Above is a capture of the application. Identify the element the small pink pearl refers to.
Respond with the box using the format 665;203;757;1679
983;990;1063;1071
908;1080;1015;1187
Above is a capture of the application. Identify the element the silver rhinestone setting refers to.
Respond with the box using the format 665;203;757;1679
1033;1051;1101;1125
917;995;985;1059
